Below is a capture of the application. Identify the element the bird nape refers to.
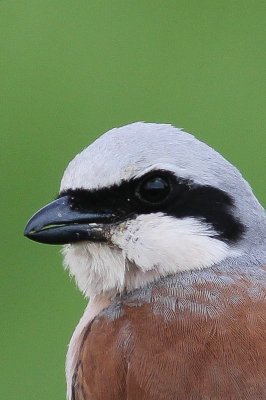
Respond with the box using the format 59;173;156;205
24;122;266;400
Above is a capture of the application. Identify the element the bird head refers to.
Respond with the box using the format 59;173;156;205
24;122;265;298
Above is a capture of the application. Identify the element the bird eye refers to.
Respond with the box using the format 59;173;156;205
137;176;171;204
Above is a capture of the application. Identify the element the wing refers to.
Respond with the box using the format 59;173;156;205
72;265;266;400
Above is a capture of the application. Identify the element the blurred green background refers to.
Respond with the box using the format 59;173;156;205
1;1;265;399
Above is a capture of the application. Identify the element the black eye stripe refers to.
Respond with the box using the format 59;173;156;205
59;170;245;242
59;171;178;210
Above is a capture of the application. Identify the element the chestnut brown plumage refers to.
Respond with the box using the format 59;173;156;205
71;265;266;400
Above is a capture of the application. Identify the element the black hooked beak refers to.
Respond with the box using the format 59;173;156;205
24;195;114;245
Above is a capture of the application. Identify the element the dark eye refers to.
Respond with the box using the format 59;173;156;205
137;176;171;204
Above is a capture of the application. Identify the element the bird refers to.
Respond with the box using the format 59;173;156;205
24;122;266;400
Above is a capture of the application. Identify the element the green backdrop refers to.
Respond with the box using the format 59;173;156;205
1;1;265;399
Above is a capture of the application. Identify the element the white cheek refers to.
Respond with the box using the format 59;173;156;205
111;214;232;275
62;215;237;297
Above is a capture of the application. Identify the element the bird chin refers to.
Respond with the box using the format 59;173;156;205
62;241;127;298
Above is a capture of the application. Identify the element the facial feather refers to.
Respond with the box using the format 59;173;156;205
63;215;238;298
58;122;265;299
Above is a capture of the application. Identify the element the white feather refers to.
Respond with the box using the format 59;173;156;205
63;215;237;298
